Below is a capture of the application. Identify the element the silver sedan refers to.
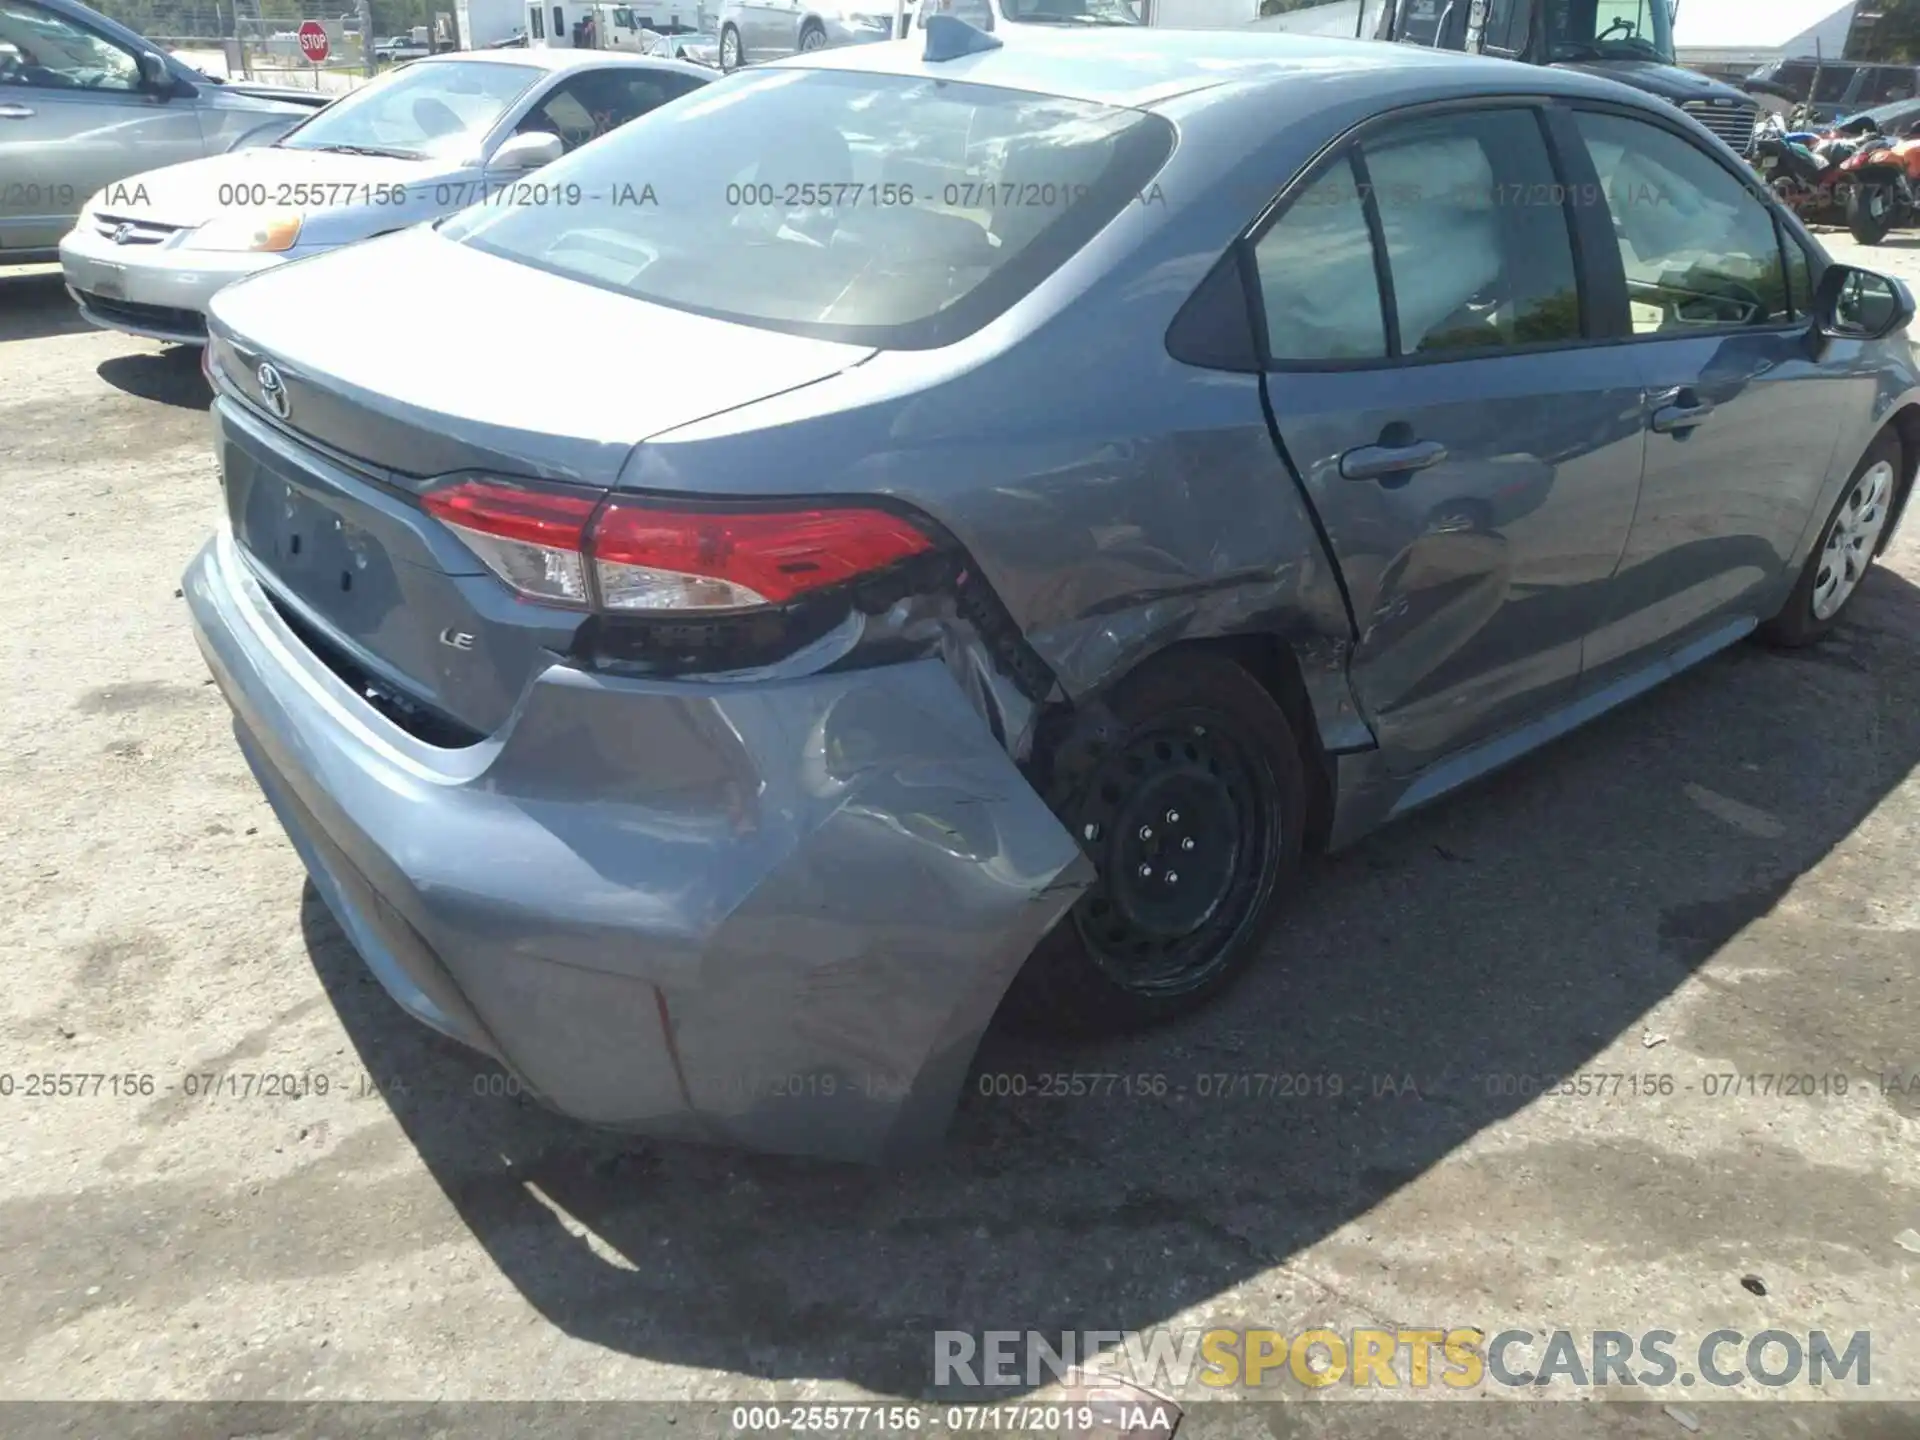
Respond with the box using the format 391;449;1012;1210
184;26;1920;1160
716;0;895;70
58;48;711;345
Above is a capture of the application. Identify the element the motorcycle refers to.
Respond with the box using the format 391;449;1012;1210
1838;128;1920;243
1750;110;1920;240
1753;128;1856;226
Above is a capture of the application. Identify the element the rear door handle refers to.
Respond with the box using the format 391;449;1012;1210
0;104;35;119
1339;439;1449;482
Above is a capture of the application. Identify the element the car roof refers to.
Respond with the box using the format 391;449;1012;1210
775;28;1657;112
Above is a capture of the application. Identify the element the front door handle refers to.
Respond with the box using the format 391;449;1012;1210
1340;438;1448;482
1650;391;1716;434
0;104;35;119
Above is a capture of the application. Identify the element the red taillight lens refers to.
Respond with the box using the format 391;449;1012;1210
424;479;936;613
423;479;599;608
590;502;935;611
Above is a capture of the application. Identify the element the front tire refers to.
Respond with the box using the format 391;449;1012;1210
1847;180;1898;244
1003;652;1305;1037
798;19;826;51
1763;431;1903;647
718;23;741;70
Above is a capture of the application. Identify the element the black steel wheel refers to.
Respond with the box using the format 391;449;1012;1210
1004;651;1304;1036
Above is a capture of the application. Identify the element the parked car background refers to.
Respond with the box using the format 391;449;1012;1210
892;0;1141;38
1357;0;1763;159
642;25;720;63
58;48;712;344
182;28;1919;1161
715;0;895;70
1745;57;1920;125
0;0;324;262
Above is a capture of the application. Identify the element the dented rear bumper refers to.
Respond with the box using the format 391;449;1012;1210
184;527;1091;1162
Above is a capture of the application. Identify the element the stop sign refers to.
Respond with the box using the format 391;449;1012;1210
297;20;329;63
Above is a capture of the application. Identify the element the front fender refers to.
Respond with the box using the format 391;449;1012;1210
1788;365;1920;575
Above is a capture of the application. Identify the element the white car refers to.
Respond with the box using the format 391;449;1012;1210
896;0;1141;39
58;47;711;345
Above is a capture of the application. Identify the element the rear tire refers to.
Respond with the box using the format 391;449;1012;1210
1847;180;1898;244
1762;430;1903;647
798;19;826;50
1002;652;1305;1038
718;23;741;70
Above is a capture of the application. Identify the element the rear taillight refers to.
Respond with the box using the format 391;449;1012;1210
423;480;598;606
423;479;936;613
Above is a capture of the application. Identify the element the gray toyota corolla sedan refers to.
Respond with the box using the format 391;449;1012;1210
186;23;1920;1161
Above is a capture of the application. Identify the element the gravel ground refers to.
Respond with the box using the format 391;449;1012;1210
1;237;1917;1432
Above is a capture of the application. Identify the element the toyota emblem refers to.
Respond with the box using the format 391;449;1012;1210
257;362;290;420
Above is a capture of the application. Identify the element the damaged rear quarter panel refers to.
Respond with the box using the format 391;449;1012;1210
617;102;1376;755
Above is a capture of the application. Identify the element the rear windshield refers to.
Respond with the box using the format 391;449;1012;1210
441;68;1175;349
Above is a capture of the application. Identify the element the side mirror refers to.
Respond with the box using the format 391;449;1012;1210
136;51;174;92
489;130;565;171
1814;263;1916;340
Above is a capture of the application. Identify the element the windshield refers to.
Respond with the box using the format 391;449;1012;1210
278;60;542;160
442;69;1173;348
1546;0;1674;64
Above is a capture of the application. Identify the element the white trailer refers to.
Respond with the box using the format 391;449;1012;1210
1144;0;1256;29
455;0;533;48
1236;0;1385;36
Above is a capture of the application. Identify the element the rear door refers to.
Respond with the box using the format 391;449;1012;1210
1558;104;1856;678
1249;101;1648;775
0;0;206;252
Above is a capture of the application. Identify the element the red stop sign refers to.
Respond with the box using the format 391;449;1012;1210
297;20;329;63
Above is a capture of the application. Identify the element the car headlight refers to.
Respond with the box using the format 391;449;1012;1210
184;210;303;253
846;11;892;26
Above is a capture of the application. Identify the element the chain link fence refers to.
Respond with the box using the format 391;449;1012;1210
93;0;377;91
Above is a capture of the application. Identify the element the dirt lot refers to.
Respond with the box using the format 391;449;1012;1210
2;238;1918;1432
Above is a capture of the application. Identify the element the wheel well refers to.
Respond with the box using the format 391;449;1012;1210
1031;636;1339;853
1201;635;1337;852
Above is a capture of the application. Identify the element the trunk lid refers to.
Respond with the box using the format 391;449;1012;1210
209;225;875;738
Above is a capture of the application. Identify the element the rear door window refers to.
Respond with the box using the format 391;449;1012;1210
1251;105;1583;363
1251;160;1387;362
1360;108;1582;352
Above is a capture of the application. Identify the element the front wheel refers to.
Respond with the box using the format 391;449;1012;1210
798;20;827;51
1002;652;1305;1037
718;23;741;71
1847;179;1899;244
1763;431;1903;647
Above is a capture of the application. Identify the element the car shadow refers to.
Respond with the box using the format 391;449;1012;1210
0;268;91;343
96;348;211;411
298;563;1920;1400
